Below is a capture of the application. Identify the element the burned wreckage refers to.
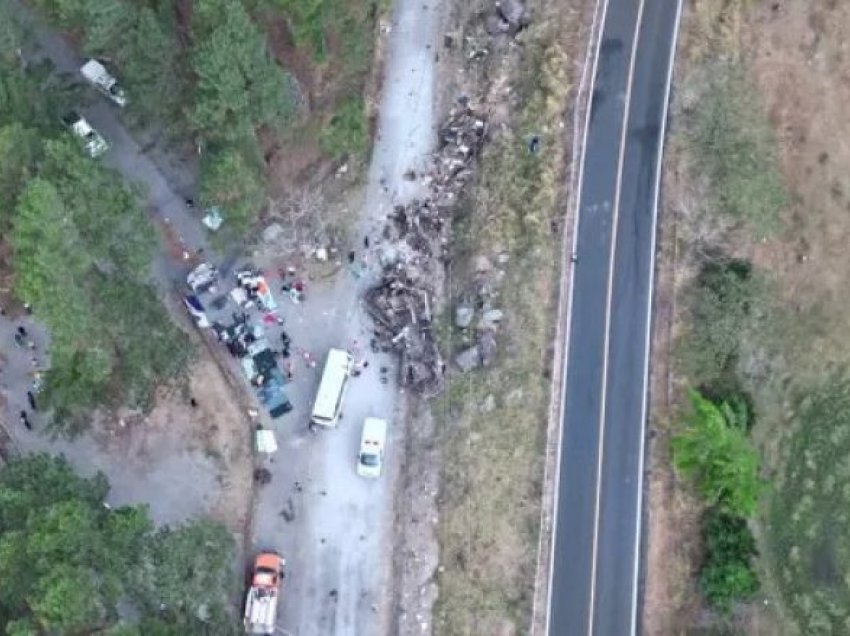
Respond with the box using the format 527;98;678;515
365;101;488;396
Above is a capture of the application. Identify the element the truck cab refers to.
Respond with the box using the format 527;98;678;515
244;552;284;635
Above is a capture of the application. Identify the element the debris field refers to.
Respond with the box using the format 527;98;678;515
366;101;489;396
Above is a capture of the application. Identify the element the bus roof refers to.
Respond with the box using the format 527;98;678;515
311;348;352;423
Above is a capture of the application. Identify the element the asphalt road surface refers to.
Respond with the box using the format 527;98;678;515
546;0;684;634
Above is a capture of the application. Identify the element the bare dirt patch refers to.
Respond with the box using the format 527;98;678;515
92;356;253;535
3;351;253;545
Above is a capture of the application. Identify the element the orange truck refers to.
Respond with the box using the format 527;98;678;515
244;552;285;635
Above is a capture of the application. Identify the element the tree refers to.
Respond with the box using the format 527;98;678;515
0;124;41;229
681;258;755;391
0;456;121;630
82;0;135;54
0;456;238;632
12;141;187;431
200;146;264;234
701;560;759;611
138;520;235;615
319;97;368;159
192;0;294;139
0;2;27;69
118;7;186;126
272;0;328;58
40;138;155;273
672;389;763;517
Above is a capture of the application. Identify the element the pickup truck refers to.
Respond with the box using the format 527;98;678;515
61;111;108;158
80;59;127;107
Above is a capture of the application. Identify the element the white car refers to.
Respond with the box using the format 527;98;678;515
61;111;109;158
357;417;387;478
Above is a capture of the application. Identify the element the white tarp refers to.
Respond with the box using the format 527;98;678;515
256;429;278;454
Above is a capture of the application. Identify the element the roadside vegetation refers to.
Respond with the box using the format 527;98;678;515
653;0;850;632
672;390;762;611
669;57;787;626
431;2;574;632
0;454;237;634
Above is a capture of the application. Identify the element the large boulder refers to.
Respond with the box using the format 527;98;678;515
454;345;481;372
455;304;475;329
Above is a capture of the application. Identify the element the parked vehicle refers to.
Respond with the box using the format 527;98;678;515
61;111;108;158
183;294;210;328
310;348;353;427
357;417;387;478
80;59;127;107
244;552;284;635
186;262;219;294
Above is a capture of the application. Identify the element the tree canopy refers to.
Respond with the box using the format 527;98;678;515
672;389;764;518
0;455;237;634
192;0;295;140
11;139;190;433
200;145;264;236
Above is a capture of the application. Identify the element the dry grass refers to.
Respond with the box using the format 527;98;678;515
430;5;576;634
649;0;850;633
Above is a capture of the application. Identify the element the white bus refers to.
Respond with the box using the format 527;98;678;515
310;348;353;427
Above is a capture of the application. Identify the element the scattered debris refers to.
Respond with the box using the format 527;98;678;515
481;308;504;326
262;222;285;244
365;101;489;395
495;0;529;35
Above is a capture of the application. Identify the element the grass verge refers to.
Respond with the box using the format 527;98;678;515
431;20;571;634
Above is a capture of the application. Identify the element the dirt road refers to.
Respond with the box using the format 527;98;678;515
253;1;443;634
3;0;443;633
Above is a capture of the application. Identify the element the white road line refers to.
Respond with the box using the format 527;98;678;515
586;0;647;632
629;0;685;633
541;0;610;630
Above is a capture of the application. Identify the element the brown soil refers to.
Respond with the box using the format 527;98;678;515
263;12;317;107
745;0;850;354
641;143;704;634
97;356;254;538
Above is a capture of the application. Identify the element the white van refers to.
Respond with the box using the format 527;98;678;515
357;417;387;478
310;348;353;427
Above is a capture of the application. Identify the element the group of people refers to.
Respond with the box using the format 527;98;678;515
12;325;39;431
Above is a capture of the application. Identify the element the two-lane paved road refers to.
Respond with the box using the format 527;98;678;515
547;0;683;633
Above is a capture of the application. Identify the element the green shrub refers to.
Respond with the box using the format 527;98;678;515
700;508;759;611
672;390;763;518
319;97;368;159
680;257;761;392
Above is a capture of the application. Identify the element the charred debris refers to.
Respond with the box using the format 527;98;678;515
366;100;497;397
